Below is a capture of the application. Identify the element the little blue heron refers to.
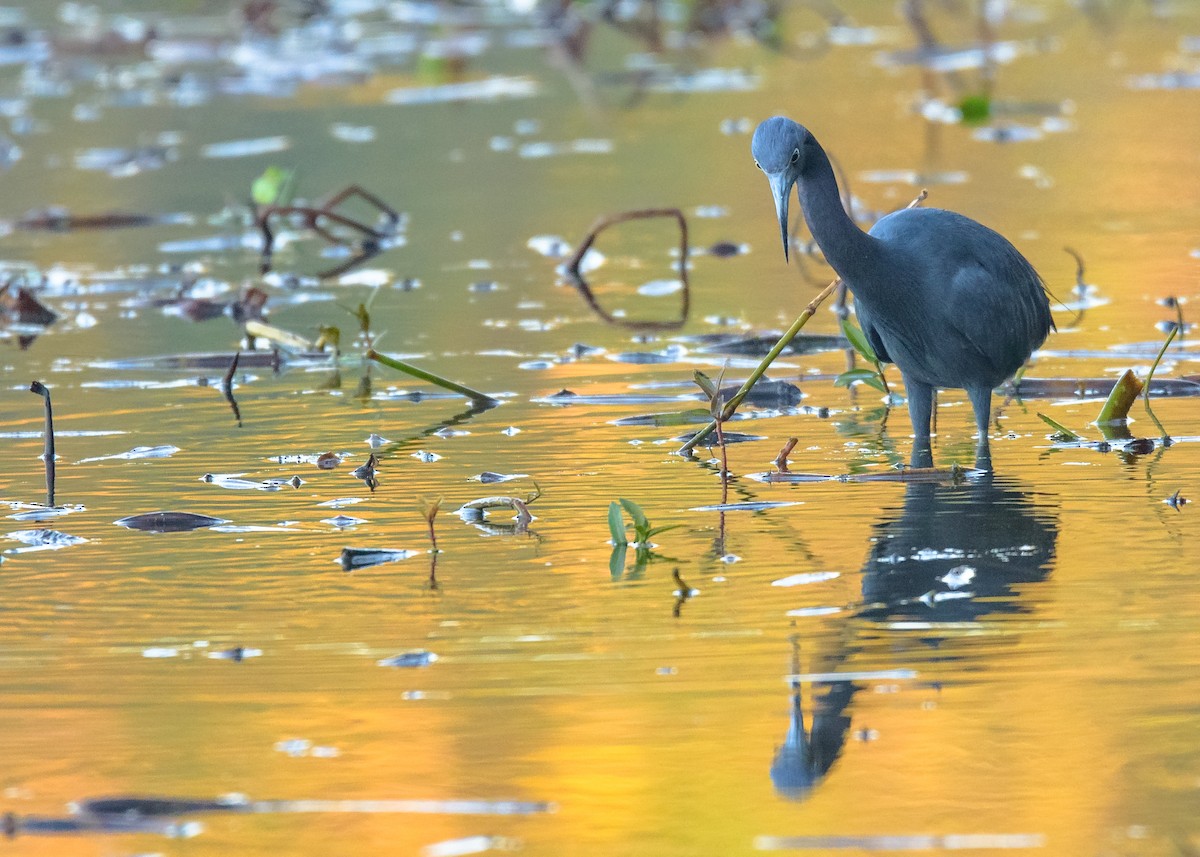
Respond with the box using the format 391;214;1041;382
751;116;1053;469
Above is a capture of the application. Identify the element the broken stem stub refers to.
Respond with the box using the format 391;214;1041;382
29;380;56;507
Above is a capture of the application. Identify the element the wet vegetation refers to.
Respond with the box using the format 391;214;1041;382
0;0;1198;854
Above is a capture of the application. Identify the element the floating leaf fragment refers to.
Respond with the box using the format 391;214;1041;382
78;444;180;463
114;512;230;533
322;515;366;529
338;547;417;570
4;528;86;552
471;471;528;483
315;452;342;470
377;650;439;668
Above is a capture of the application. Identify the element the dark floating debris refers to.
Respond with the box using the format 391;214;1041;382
694;332;846;357
91;351;297;372
2;787;554;837
338;547;417;571
671;430;765;444
73;791;553;819
351;453;379;491
1165;490;1188;511
3;286;57;327
377;650;439;668
471;471;529;484
114;512;231;533
707;241;744;257
15;207;189;231
207;646;262;661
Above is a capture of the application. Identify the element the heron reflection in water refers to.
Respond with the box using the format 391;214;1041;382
771;475;1057;799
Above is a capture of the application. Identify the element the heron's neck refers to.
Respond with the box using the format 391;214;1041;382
797;144;882;289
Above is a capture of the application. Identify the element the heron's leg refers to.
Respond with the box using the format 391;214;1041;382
967;385;993;472
903;374;934;469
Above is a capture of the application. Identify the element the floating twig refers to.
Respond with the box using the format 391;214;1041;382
457;496;533;528
564;207;689;330
29;381;56;508
366;348;498;407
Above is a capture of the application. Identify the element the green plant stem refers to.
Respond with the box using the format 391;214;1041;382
367;348;498;406
1143;326;1177;438
677;278;840;454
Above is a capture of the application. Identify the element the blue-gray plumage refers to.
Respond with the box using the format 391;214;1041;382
750;116;1053;469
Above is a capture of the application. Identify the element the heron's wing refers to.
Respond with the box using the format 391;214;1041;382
946;247;1052;383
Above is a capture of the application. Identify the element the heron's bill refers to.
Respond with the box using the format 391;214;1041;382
767;172;792;263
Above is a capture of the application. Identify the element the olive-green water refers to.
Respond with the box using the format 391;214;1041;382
2;1;1199;855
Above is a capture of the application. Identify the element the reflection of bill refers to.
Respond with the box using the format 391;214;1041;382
771;475;1058;799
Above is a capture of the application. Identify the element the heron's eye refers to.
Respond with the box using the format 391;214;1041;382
754;160;761;170
790;148;800;165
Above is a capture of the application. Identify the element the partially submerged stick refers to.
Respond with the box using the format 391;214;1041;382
366;348;498;407
676;190;927;456
29;381;55;507
677;278;838;454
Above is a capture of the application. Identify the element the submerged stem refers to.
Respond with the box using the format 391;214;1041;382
366;348;498;407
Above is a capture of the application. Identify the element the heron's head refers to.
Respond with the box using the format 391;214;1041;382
751;116;812;263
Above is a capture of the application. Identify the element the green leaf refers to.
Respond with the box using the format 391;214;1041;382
644;524;683;540
607;501;627;546
693;370;717;401
608;544;627;579
252;166;296;207
840;317;879;364
835;369;887;392
959;94;991;125
1037;412;1084;442
618;498;650;542
1096;368;1144;425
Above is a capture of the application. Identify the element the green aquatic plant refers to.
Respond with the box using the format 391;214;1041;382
835;317;890;394
607;498;679;547
251;165;297;207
